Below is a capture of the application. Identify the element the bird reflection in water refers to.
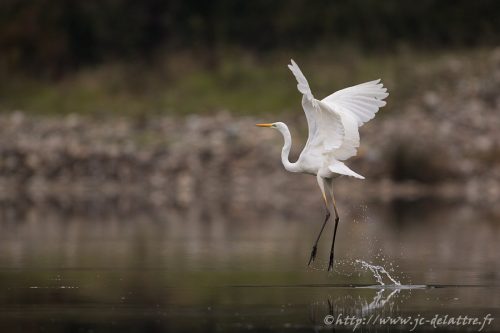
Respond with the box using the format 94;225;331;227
309;288;401;331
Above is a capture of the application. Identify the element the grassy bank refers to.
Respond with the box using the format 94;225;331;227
0;48;495;117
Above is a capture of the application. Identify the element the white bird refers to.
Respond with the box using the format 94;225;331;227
256;59;388;271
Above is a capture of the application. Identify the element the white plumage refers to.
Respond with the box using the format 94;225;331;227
256;59;388;270
286;59;388;179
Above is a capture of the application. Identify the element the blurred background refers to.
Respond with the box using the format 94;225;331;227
1;0;500;205
1;1;500;332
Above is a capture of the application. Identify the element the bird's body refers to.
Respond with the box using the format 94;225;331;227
257;60;388;271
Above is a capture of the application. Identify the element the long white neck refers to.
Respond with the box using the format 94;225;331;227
277;124;300;172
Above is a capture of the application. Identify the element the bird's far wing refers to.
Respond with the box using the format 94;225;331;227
288;60;319;151
288;59;315;102
321;79;388;127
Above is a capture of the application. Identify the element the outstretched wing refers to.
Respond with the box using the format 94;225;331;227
320;79;389;161
287;59;318;150
288;60;343;158
322;79;388;127
288;59;314;101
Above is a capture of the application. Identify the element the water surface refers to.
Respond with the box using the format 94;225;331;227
0;198;499;332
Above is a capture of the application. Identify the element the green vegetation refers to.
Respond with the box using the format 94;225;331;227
1;1;499;117
0;48;493;117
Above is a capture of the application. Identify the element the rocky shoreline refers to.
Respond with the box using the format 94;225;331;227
0;106;498;211
2;51;500;210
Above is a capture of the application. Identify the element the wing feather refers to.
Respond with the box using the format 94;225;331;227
315;102;344;152
288;59;314;102
317;101;357;161
322;79;389;127
288;59;319;152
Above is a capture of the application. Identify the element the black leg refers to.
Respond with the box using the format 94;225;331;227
308;208;330;266
328;215;339;271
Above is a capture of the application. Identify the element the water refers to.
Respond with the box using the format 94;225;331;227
0;198;499;332
355;260;401;286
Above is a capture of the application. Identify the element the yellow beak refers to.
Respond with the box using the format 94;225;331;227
256;123;273;127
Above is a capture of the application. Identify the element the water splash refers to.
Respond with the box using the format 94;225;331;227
356;260;401;286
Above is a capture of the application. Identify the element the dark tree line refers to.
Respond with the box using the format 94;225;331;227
1;0;500;75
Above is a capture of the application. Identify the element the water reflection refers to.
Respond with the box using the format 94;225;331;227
361;288;400;313
308;288;402;330
0;197;499;332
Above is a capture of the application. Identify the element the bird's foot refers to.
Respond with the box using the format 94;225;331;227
327;252;334;271
308;246;317;266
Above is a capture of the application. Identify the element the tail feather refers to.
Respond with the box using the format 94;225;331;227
329;161;365;179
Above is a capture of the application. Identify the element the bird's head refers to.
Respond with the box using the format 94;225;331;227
255;122;286;130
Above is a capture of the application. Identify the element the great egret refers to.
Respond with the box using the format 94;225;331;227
256;59;388;271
